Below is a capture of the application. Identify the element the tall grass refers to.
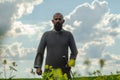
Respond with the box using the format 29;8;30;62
1;59;17;79
1;58;120;80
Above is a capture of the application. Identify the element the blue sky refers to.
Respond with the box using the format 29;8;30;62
19;0;93;23
19;0;120;24
0;0;120;78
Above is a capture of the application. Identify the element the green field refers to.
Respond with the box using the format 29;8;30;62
1;59;120;80
1;75;120;80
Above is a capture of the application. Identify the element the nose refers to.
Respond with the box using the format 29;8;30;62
56;19;60;23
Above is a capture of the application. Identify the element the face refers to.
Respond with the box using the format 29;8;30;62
52;14;65;31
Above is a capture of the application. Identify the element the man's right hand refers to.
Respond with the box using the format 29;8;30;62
36;68;42;75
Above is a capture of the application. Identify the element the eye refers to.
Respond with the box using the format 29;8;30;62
54;18;62;20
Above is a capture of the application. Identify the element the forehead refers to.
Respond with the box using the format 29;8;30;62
53;14;63;19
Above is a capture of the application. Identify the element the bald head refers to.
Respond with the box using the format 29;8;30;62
53;13;63;19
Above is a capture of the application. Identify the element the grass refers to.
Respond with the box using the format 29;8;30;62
0;75;120;80
1;59;120;80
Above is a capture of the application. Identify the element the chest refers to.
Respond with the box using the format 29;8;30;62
47;33;69;46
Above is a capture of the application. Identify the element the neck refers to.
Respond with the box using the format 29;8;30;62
53;28;63;32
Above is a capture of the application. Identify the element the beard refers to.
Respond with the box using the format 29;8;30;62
54;22;63;31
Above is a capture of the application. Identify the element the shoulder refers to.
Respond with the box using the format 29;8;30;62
63;29;71;33
63;29;73;36
42;30;54;37
43;30;52;35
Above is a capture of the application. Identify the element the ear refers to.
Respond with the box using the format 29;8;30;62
62;19;65;24
52;20;54;23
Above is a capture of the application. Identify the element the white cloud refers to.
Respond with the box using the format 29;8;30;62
0;0;43;36
64;0;120;75
8;42;25;57
64;24;75;32
65;0;109;43
13;0;43;19
1;42;36;60
102;52;113;60
83;41;105;58
6;21;39;37
64;0;120;59
73;20;82;27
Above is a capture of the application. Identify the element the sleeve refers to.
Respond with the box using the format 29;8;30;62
34;32;47;68
68;32;78;60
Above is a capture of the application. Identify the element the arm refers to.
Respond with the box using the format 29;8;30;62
68;32;78;66
34;32;47;74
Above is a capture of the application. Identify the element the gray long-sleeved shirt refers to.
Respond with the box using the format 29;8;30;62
34;29;78;68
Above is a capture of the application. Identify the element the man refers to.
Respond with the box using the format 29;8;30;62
34;13;78;79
